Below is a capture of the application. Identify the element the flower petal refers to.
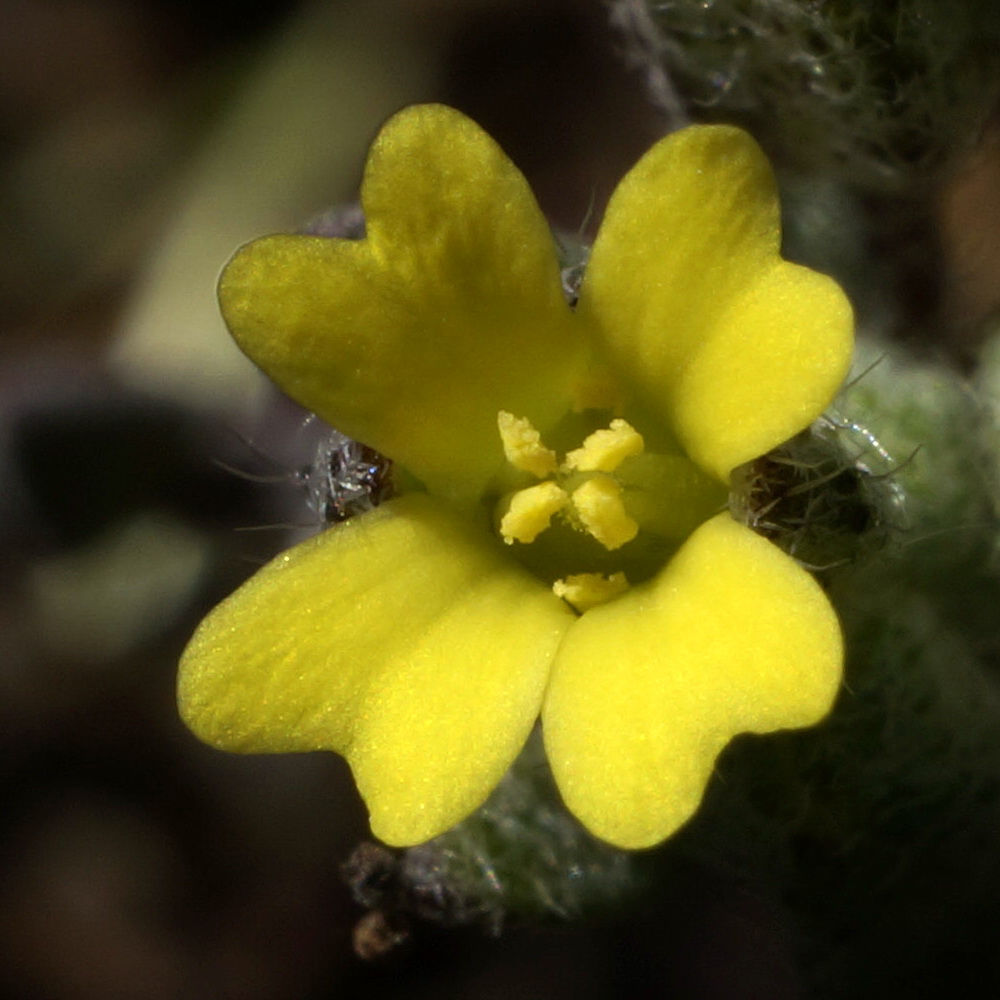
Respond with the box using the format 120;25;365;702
579;125;853;480
179;495;573;845
219;104;583;506
542;512;842;849
669;260;853;479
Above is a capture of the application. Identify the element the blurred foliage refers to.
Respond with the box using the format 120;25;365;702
629;0;1000;190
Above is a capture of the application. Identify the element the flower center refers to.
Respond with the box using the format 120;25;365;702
501;414;638;613
495;411;716;614
498;411;644;550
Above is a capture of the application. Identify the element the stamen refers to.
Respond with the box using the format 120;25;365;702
571;475;639;550
500;481;569;544
553;572;630;613
497;411;558;478
563;418;644;473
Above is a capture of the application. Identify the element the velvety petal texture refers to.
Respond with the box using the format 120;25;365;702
579;125;853;481
542;513;842;849
182;105;854;853
219;104;584;506
179;494;573;845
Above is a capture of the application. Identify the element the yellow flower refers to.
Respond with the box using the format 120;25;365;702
178;105;852;850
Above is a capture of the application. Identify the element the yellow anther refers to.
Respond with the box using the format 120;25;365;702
553;572;629;613
571;475;638;550
497;411;558;478
500;481;569;544
563;418;644;473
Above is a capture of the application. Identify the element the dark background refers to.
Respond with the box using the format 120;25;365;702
3;1;1000;997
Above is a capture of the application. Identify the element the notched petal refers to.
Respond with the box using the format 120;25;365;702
579;124;853;481
219;104;586;506
543;512;842;849
179;494;573;845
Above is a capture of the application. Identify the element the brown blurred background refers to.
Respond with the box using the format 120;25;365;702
0;2;718;998
4;1;1000;998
